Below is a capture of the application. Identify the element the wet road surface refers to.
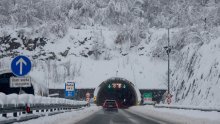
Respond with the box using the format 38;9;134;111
75;109;163;124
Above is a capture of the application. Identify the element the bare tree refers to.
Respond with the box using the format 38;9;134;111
62;60;71;76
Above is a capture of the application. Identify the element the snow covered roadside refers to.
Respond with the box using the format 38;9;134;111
14;105;101;124
129;105;220;124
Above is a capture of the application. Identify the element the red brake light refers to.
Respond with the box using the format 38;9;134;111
103;102;107;107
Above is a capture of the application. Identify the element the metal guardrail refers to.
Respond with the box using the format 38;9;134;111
0;103;88;124
0;93;88;123
154;104;220;112
0;103;87;115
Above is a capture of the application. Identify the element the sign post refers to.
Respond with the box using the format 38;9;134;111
65;81;75;98
10;77;31;88
10;55;32;93
166;93;172;104
11;55;32;77
86;92;91;106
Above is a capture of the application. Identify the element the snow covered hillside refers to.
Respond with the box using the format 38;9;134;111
0;26;168;89
0;0;220;107
171;32;220;106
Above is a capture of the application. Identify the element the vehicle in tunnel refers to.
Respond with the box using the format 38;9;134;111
94;77;141;108
103;100;118;112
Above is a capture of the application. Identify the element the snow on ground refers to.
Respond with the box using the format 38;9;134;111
129;105;220;124
171;36;220;106
14;105;101;124
0;92;87;107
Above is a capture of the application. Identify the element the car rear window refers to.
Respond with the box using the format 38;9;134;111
105;101;116;106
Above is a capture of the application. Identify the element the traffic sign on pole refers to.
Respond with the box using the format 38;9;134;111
166;93;172;104
65;81;75;97
10;76;31;88
11;56;32;76
143;92;153;104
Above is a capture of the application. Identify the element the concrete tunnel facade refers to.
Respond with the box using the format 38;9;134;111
94;77;141;107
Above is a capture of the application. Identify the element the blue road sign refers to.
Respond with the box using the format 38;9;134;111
65;82;75;97
11;55;32;76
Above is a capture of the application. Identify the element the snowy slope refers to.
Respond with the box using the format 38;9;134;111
0;26;168;90
171;37;220;106
1;0;220;107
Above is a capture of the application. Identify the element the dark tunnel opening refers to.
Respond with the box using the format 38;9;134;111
96;78;137;108
0;73;34;95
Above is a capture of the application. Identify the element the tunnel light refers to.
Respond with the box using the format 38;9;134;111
123;84;126;88
112;83;117;88
107;83;126;89
118;83;122;88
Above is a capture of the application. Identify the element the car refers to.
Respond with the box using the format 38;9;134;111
102;100;118;112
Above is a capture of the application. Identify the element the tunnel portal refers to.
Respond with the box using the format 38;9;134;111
95;78;140;108
0;72;34;95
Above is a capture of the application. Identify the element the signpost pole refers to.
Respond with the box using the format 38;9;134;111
168;28;170;95
164;28;172;104
167;28;172;104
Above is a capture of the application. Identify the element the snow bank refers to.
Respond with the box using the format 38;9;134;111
0;93;87;106
129;105;220;124
14;105;101;124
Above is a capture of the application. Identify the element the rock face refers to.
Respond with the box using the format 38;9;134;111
171;38;220;106
0;35;47;58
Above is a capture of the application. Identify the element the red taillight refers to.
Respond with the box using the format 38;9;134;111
103;102;107;108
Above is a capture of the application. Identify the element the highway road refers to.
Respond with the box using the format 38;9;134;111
75;109;164;124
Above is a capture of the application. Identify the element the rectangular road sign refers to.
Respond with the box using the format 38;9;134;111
143;92;153;104
10;77;31;87
65;82;75;97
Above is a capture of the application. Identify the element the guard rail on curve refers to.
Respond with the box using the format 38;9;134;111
0;92;88;117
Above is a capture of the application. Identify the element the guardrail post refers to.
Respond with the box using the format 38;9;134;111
2;113;7;117
13;112;17;117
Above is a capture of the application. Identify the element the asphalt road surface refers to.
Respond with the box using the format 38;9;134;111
75;109;163;124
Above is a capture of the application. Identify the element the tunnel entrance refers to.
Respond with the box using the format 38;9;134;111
95;78;140;108
0;72;34;95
